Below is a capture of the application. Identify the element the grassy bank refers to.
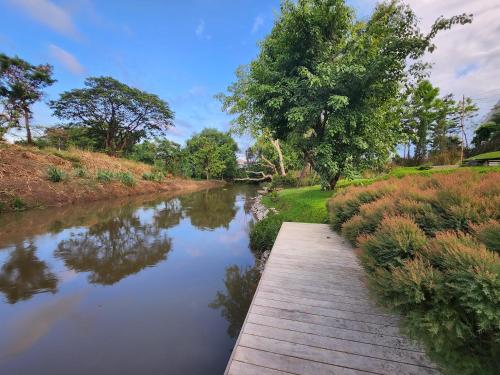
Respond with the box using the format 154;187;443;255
0;143;223;212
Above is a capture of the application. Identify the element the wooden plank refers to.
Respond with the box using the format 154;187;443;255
244;323;435;368
239;334;439;375
253;297;400;326
257;289;392;316
247;312;424;352
268;266;366;284
250;304;402;337
227;361;291;375
269;256;360;269
225;223;437;375
257;291;397;318
233;346;372;375
263;273;367;292
264;279;370;300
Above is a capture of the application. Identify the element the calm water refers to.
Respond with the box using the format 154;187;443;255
0;185;260;375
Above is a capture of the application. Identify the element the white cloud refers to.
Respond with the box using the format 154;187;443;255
195;19;212;40
49;44;85;75
251;15;264;34
406;0;500;120
188;85;206;96
195;19;205;36
9;0;80;39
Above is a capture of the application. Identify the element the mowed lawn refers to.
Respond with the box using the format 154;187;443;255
261;166;500;224
262;185;334;223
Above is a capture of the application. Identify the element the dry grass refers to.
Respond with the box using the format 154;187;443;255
0;143;222;211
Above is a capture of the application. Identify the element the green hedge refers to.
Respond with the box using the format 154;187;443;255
249;214;284;255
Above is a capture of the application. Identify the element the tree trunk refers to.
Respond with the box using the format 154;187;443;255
24;111;33;145
270;138;286;176
260;155;278;175
299;162;310;179
329;172;341;190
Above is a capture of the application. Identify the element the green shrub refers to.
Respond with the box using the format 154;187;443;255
47;166;66;182
328;186;390;230
53;151;81;164
96;170;114;183
359;216;426;269
0;201;5;212
333;171;500;374
117;172;135;187
73;167;87;178
270;174;299;188
396;199;444;236
12;196;26;211
471;220;500;254
297;174;321;187
142;171;164;182
341;215;366;245
416;164;432;171
342;197;397;245
249;214;284;255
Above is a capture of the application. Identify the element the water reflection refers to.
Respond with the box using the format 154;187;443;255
0;241;58;304
55;208;173;285
179;188;238;230
0;185;260;374
153;199;183;229
209;265;260;338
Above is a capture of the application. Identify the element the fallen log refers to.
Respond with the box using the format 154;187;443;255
235;171;272;183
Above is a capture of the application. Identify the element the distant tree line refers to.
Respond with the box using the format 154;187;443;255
0;53;238;181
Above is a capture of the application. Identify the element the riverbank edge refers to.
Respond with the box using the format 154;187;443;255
249;193;274;272
0;178;226;213
0;143;227;213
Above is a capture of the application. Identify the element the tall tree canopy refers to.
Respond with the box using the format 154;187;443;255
220;0;472;188
50;76;174;154
0;54;55;144
471;102;500;154
185;128;238;180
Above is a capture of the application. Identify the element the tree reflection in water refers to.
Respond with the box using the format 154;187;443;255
55;207;173;285
179;189;238;230
0;241;58;304
154;198;183;229
209;265;260;338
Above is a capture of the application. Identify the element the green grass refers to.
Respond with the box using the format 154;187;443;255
262;185;334;223
465;150;500;161
261;165;500;224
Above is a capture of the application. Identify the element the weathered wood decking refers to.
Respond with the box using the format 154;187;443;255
225;222;439;375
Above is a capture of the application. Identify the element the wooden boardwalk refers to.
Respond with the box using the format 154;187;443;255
225;222;439;375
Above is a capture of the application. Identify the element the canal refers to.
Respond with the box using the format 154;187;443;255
0;185;260;374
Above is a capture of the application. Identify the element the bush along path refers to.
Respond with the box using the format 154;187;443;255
328;170;500;375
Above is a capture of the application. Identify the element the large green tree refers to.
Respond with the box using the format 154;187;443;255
0;54;55;144
471;102;500;154
50;77;174;154
128;138;184;175
185;128;238;180
220;0;471;189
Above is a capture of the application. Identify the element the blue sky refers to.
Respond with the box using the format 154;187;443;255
1;0;498;152
0;0;375;151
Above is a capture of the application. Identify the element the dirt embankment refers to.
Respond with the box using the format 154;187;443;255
0;143;224;211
